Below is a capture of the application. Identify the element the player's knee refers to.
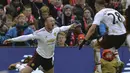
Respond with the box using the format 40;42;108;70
20;69;26;73
20;67;32;73
91;39;101;51
20;70;31;73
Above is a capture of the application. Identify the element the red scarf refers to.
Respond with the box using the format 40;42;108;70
28;15;35;23
83;17;88;29
70;0;76;6
54;5;63;12
7;0;11;4
70;32;75;46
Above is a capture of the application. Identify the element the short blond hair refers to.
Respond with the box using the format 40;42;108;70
58;32;66;37
17;13;26;19
40;5;50;14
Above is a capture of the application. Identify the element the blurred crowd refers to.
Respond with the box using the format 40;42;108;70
0;0;129;47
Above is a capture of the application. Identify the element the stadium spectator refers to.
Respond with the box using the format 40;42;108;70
111;0;123;14
6;0;24;18
30;0;45;19
0;5;8;35
82;8;93;34
23;5;38;30
66;20;82;46
56;4;73;27
0;5;6;20
62;0;70;5
0;5;13;36
86;0;96;14
0;0;8;6
53;0;63;17
95;49;124;73
73;0;94;27
69;0;76;6
56;32;68;47
0;14;13;36
104;0;114;8
0;14;34;46
76;34;85;46
82;8;99;40
38;5;50;29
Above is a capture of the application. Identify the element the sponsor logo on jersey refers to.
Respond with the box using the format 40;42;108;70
54;32;56;36
31;63;35;67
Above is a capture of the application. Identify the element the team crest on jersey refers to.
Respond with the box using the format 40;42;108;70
31;63;35;67
54;32;56;36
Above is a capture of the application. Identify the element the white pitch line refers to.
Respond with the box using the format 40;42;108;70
127;63;130;66
124;67;130;70
122;72;130;73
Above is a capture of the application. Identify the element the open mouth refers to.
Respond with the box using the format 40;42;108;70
52;24;54;27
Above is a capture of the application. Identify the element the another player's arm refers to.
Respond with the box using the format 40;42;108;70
79;11;104;50
84;24;97;40
85;11;104;40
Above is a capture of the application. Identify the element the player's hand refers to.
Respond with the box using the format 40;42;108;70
3;39;12;44
70;24;76;29
70;23;81;29
8;64;16;70
79;39;88;50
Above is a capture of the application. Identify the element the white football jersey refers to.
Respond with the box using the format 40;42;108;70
9;25;72;58
93;8;126;35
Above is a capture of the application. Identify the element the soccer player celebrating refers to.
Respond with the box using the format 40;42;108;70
4;16;77;73
79;0;126;73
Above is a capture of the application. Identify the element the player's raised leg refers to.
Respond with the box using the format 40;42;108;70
20;66;33;73
91;39;102;73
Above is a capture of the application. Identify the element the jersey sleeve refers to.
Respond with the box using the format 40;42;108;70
54;25;72;33
92;11;104;25
32;31;41;39
9;31;40;42
59;25;72;31
9;34;36;42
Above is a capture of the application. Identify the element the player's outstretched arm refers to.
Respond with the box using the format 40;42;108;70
79;24;97;50
59;24;73;31
59;23;79;32
3;34;35;44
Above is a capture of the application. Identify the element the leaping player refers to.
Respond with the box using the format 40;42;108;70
79;0;126;73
